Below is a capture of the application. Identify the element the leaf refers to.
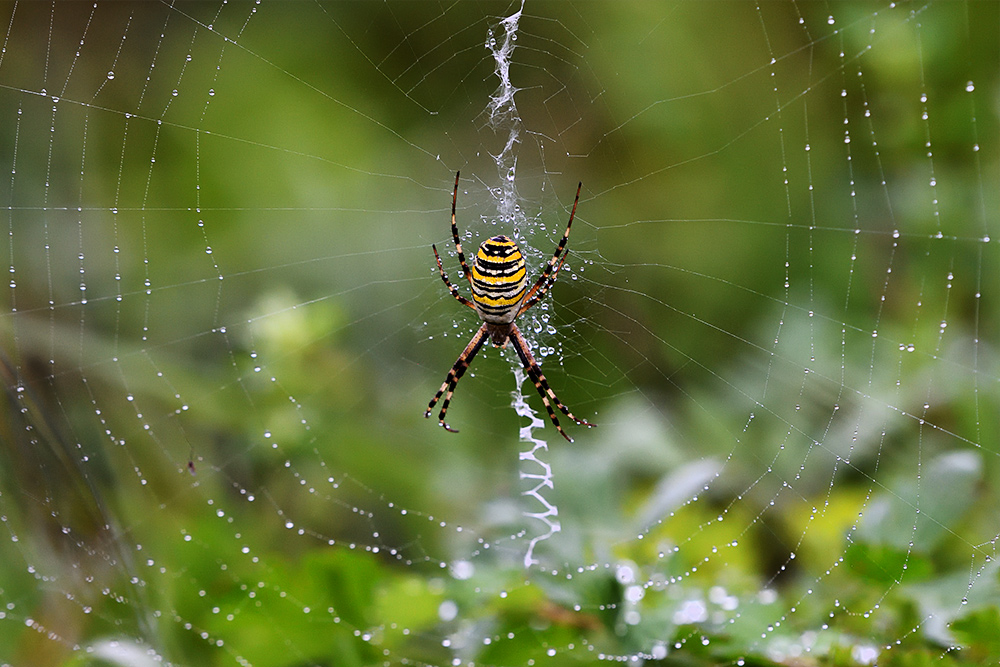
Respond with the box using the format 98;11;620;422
855;450;982;551
951;606;1000;663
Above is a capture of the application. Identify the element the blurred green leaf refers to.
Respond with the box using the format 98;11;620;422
855;451;983;551
951;606;1000;663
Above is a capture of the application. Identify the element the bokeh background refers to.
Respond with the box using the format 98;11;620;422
0;2;997;666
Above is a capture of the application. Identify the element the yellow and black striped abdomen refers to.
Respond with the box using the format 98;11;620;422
471;235;527;325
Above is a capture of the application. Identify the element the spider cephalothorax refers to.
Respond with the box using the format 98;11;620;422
424;172;595;442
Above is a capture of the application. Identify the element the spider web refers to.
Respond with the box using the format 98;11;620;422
0;2;997;666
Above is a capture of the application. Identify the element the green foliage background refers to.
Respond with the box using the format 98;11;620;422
0;2;997;666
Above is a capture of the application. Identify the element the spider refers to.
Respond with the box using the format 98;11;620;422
425;172;595;442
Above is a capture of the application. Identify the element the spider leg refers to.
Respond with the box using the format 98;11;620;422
509;324;594;443
433;244;475;309
449;171;474;288
518;251;567;316
518;182;582;314
425;323;489;433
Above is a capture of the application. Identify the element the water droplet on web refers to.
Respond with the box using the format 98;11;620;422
106;71;114;79
438;599;458;621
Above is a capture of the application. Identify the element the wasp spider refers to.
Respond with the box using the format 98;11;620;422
425;172;595;442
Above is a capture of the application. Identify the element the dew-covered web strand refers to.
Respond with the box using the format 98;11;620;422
779;8;913;643
134;15;172;346
959;10;989;461
745;4;801;548
117;8;200;476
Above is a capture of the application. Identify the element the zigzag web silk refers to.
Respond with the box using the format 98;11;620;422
481;1;561;569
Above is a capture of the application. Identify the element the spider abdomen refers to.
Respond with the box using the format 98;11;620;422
471;235;527;325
